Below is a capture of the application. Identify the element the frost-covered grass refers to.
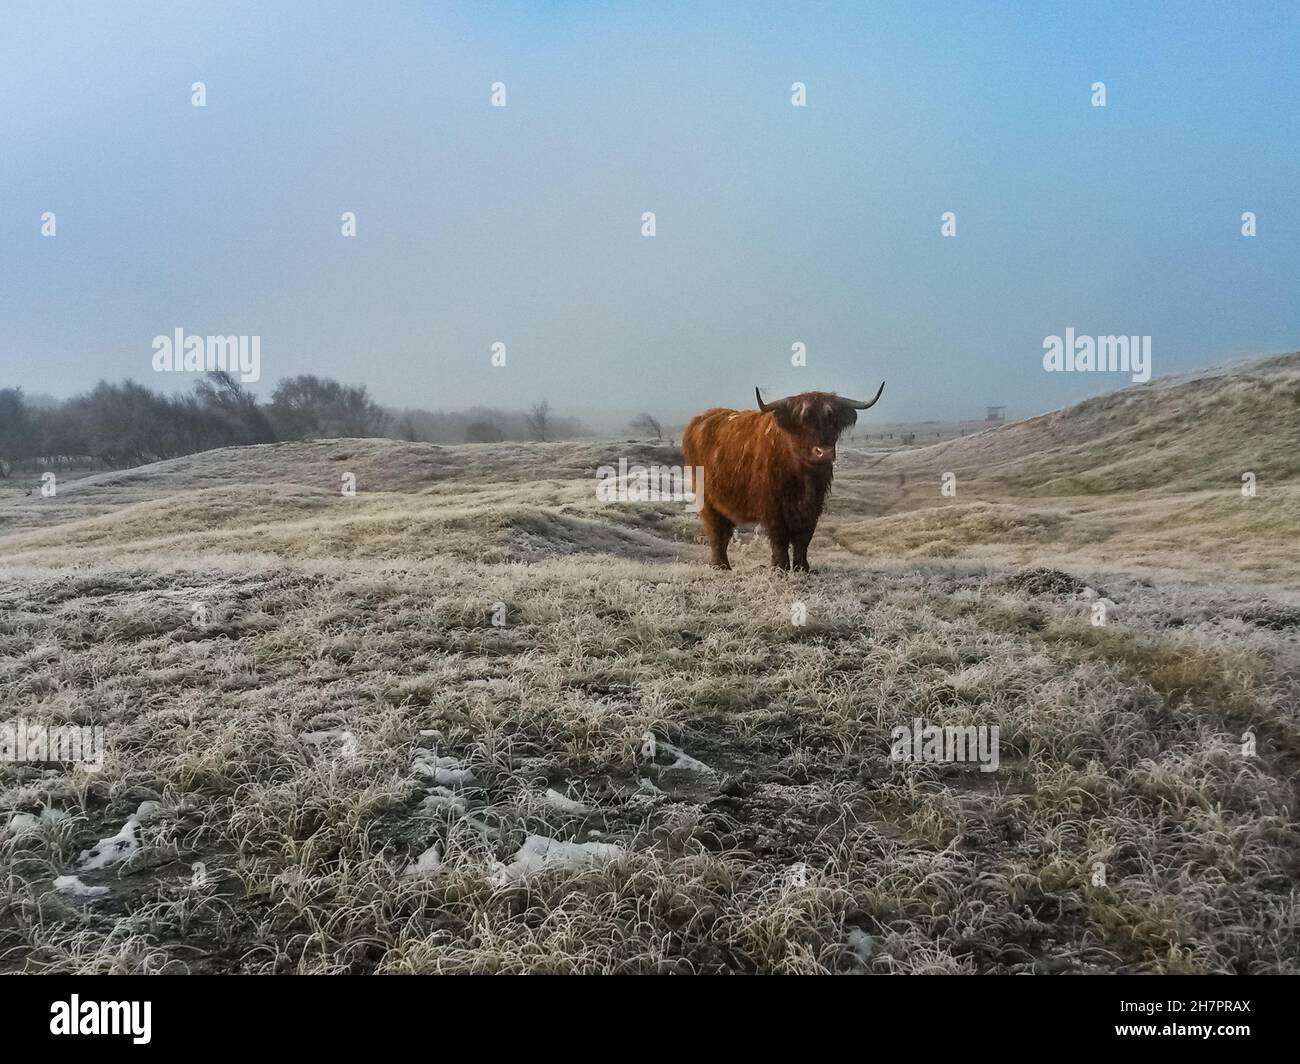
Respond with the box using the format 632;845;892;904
1;358;1298;973
824;353;1300;589
1;545;1297;973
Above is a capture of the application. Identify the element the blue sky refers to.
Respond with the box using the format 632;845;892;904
1;1;1296;425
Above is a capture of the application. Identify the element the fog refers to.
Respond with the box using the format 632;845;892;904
1;1;1296;428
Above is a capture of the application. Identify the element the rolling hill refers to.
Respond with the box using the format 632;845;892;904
1;354;1297;974
827;351;1300;587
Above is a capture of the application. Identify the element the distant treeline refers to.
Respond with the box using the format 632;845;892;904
388;401;586;447
0;373;586;475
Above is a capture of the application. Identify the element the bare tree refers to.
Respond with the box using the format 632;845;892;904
628;412;662;440
525;400;552;442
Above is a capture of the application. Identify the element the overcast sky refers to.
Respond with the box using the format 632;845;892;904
1;0;1297;429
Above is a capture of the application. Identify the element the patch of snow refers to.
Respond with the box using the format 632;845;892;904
53;875;110;899
5;812;39;834
412;749;475;787
402;844;442;879
493;834;624;885
781;862;809;888
302;729;358;759
541;789;589;814
463;812;499;838
846;928;873;965
4;807;68;835
659;741;713;774
416;787;468;817
78;816;141;871
134;800;160;824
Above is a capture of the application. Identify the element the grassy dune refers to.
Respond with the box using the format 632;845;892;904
1;356;1298;973
828;351;1300;587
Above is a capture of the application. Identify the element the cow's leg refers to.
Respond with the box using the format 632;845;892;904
791;529;814;572
768;527;791;570
701;504;734;569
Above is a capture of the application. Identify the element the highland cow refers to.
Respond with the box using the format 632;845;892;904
682;384;884;571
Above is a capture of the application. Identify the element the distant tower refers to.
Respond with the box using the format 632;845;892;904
985;405;1007;422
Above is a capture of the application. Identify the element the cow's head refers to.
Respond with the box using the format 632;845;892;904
755;384;885;468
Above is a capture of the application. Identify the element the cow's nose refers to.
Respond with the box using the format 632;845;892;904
812;445;835;462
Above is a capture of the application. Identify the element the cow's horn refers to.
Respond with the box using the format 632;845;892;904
842;382;885;410
755;387;772;412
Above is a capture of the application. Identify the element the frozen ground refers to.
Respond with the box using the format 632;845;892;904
1;354;1297;973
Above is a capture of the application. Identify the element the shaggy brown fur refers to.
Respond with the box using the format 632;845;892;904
683;386;883;571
